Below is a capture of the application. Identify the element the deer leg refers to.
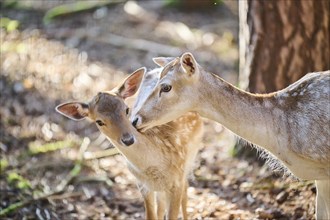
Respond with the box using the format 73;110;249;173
156;192;166;220
167;182;184;220
142;190;157;220
181;180;188;220
315;180;330;220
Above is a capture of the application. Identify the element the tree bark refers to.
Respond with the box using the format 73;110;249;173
239;0;329;93
237;0;329;159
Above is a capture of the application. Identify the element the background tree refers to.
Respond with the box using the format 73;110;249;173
239;0;329;93
237;0;329;158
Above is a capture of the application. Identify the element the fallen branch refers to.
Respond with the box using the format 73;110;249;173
46;27;218;59
20;160;74;173
47;192;83;200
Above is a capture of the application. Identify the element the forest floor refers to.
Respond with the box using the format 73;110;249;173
1;1;316;219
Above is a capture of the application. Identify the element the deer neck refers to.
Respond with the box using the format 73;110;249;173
106;130;160;171
197;72;276;149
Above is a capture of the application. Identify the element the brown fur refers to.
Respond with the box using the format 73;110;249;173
130;53;330;219
57;69;203;220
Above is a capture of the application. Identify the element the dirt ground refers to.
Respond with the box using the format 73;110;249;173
1;1;316;219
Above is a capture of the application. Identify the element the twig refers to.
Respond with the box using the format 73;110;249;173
56;137;90;192
84;148;119;160
47;192;83;200
0;201;26;216
20;161;74;173
78;137;90;162
74;175;113;187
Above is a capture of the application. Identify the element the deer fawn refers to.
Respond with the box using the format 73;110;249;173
56;67;203;220
130;53;330;219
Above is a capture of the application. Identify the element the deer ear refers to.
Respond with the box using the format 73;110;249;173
180;52;198;76
56;102;89;121
117;67;146;99
152;57;175;67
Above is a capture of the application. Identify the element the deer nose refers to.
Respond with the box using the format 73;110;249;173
121;133;135;146
132;117;139;128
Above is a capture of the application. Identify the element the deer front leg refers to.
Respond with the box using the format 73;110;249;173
167;182;184;220
181;180;188;220
156;192;166;220
315;180;330;220
142;190;157;220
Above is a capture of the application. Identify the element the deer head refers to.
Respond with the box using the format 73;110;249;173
56;68;146;147
131;53;201;131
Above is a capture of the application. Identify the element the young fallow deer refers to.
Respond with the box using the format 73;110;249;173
130;53;330;220
56;67;203;220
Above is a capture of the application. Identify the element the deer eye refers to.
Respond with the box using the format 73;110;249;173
96;120;105;126
126;108;129;115
160;84;172;93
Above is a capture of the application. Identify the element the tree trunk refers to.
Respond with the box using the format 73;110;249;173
239;0;329;93
236;0;329;159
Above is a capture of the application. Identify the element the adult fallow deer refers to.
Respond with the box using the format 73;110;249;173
56;67;203;220
130;53;330;219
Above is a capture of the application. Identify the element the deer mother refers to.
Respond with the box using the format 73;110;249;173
130;53;330;219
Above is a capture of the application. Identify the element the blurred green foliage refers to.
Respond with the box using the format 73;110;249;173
0;201;26;216
7;172;32;190
2;0;20;8
0;158;9;172
1;41;27;53
228;142;239;157
165;0;223;8
28;140;77;155
0;17;20;32
43;0;123;24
